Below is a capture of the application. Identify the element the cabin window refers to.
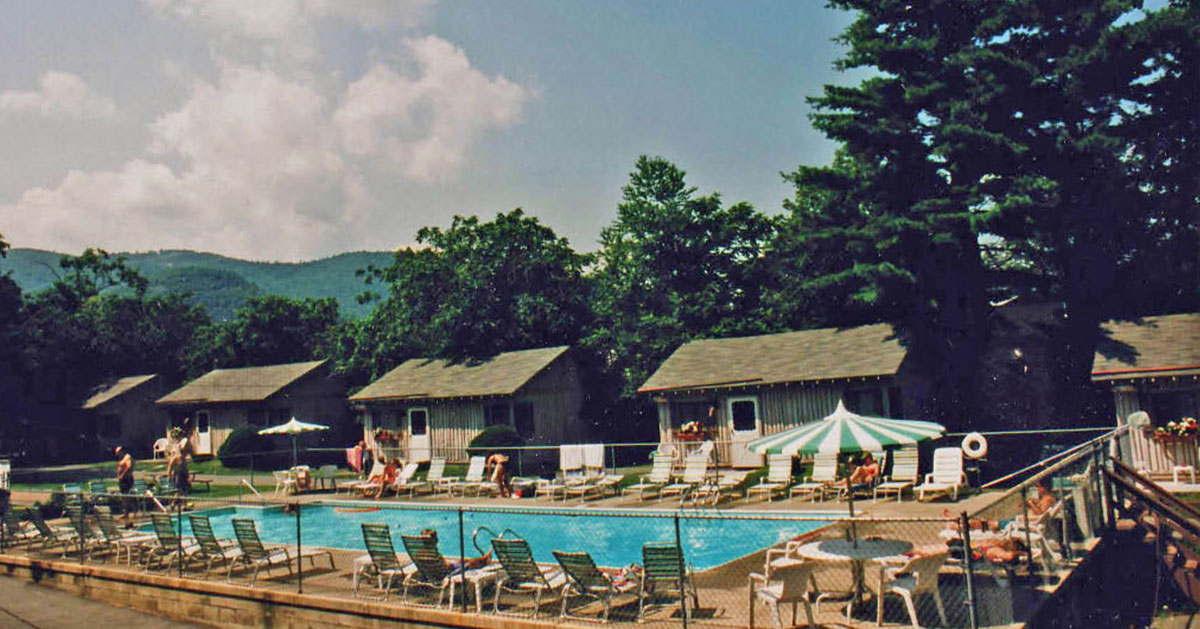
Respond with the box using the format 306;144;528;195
98;413;121;438
485;403;510;427
247;408;267;426
729;397;759;432
845;386;893;417
513;402;535;439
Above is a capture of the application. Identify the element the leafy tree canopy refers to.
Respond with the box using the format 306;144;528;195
187;295;339;374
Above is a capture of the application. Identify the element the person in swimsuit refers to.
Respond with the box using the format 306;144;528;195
485;453;512;497
420;529;492;571
114;446;135;526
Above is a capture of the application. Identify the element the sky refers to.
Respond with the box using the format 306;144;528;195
0;1;862;262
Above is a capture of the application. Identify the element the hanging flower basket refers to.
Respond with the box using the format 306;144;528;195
1151;417;1198;443
675;421;709;442
373;428;400;444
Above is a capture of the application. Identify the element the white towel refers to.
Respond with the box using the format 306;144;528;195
583;443;605;471
560;444;583;472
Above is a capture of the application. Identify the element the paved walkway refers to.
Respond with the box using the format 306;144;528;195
0;574;208;629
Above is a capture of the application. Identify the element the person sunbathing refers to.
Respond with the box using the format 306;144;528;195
360;457;399;499
944;482;1055;533
420;529;492;571
843;452;880;496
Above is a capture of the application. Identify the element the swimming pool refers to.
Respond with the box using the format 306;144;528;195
172;504;837;571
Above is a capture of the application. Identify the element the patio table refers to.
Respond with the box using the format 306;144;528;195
791;538;912;617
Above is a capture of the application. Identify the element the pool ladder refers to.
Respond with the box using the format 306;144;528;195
472;526;521;556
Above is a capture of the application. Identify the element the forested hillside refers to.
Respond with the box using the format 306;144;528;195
0;248;391;320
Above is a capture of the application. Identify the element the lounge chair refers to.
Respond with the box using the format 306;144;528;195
749;559;817;629
229;517;293;585
400;533;479;608
349;462;419;498
94;506;155;565
691;469;752;505
871;553;949;628
1;507;38;546
444;456;488;496
405;458;447;497
65;504;111;561
356;523;414;599
187;514;243;579
62;483;87;509
142;512;199;573
621;454;674;502
638;542;700;622
554;550;639;623
788;453;839;501
491;537;566;617
86;480;113;507
916;447;967;501
562;474;625;502
659;455;709;502
27;507;79;556
747;454;795;502
874;446;920;502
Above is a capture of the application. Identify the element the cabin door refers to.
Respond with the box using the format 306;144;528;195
407;408;431;463
728;396;763;468
194;411;212;455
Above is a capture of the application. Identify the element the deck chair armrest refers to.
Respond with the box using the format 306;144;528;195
924;473;936;484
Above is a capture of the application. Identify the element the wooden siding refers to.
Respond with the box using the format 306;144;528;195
1113;381;1200;477
656;381;887;466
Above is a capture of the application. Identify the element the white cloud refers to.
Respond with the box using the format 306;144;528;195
335;36;530;182
0;71;116;119
2;64;369;260
143;0;436;59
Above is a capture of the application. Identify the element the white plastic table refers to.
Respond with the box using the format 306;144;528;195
792;538;912;617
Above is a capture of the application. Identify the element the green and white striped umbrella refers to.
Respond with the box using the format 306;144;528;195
747;400;945;456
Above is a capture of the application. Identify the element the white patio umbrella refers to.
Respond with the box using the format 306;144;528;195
258;417;330;467
747;401;946;542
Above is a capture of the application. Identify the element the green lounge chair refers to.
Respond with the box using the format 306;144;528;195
638;542;700;622
93;506;155;565
61;484;87;510
142;512;199;573
65;504;111;561
229;517;293;585
554;550;639;622
491;537;566;617
26;507;78;557
400;533;473;608
357;523;413;599
187;514;243;580
1;507;37;546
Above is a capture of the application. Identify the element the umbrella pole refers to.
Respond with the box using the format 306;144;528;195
292;437;298;468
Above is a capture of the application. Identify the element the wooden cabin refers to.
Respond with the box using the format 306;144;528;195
349;346;584;463
1095;313;1200;478
639;323;907;467
81;374;174;456
157;360;350;456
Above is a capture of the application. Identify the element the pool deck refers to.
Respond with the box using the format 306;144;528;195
1;484;1083;628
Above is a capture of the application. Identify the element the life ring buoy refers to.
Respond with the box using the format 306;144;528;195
962;432;988;459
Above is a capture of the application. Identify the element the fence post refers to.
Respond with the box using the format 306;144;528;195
674;514;688;628
176;495;184;578
458;507;468;613
1020;485;1036;572
960;512;981;629
295;501;303;594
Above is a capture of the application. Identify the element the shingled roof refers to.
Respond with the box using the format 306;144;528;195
350;346;570;402
82;374;159;409
1092;313;1200;381
638;323;905;394
158;360;326;405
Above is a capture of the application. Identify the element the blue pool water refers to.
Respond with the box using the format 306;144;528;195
166;504;835;570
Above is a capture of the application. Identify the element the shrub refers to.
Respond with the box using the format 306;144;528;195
218;426;284;470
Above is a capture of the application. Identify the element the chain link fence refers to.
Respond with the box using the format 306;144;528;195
0;434;1117;628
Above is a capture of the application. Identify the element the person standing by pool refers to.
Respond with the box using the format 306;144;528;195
114;446;135;526
166;432;191;495
486;452;512;498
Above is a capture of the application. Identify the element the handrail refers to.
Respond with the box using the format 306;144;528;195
982;427;1123;489
1105;469;1200;540
1109;458;1200;523
471;525;520;556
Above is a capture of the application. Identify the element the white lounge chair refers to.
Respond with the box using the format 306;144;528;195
621;453;674;502
747;454;794;502
915;447;967;501
660;454;709;502
874;446;920;502
445;456;488;496
788;454;839;501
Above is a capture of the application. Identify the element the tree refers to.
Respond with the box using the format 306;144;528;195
780;0;1198;428
187;295;340;374
339;209;591;383
587;156;777;402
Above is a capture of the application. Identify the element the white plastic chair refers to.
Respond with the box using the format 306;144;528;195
316;464;338;490
272;470;297;496
749;559;817;629
152;438;170;460
789;453;839;501
747;454;794;501
915;448;967;501
874;553;948;628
